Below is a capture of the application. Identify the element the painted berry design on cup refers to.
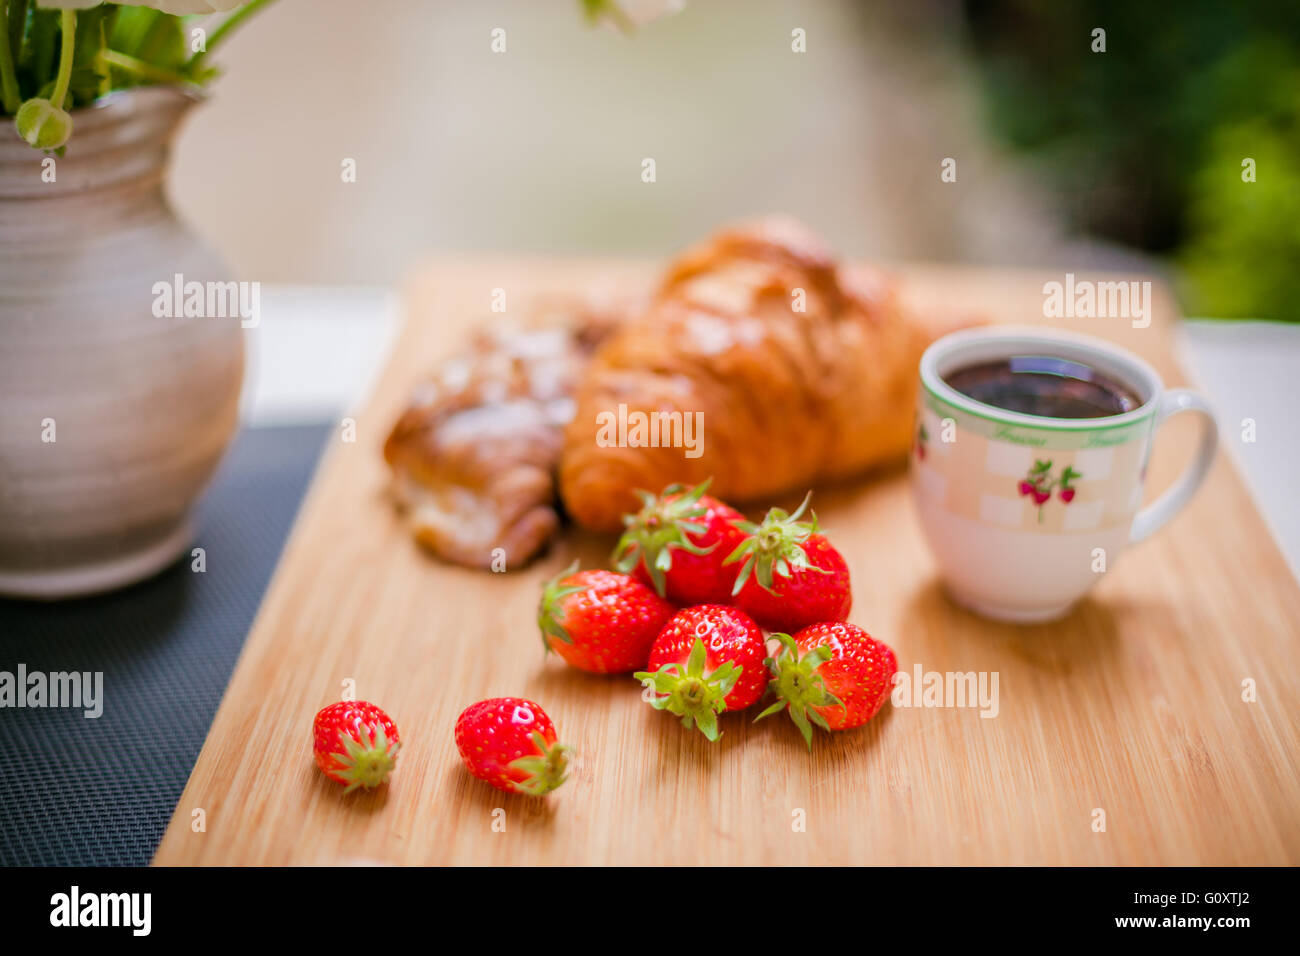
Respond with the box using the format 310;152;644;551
1058;466;1081;504
1019;459;1054;521
1017;460;1082;520
915;422;929;460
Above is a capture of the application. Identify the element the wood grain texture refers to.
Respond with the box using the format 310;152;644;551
153;260;1300;866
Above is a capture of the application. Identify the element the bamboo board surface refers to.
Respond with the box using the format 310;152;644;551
154;260;1300;866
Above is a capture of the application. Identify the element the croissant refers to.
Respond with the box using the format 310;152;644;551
559;218;938;531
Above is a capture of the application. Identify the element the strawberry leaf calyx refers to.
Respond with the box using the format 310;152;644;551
754;632;842;749
538;560;585;652
507;732;572;796
332;722;400;793
611;479;717;597
724;491;828;595
633;637;741;742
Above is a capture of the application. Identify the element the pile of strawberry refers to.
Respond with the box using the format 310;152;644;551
310;480;897;799
541;480;898;748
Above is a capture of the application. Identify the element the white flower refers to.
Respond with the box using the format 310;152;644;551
586;0;685;31
619;0;686;26
36;0;248;13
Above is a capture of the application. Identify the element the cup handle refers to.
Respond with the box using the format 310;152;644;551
1129;389;1218;544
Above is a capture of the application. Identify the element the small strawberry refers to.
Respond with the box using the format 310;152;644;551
537;562;676;673
1017;480;1035;497
634;604;767;740
1033;488;1051;505
1058;465;1081;504
724;493;851;633
312;700;401;792
611;479;747;604
756;623;898;747
455;697;570;796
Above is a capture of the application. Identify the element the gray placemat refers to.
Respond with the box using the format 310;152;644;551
0;423;329;866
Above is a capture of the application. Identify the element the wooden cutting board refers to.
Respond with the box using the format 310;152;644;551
154;260;1300;866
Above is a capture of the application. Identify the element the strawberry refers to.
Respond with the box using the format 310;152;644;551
724;493;851;633
1017;480;1035;497
756;623;898;747
537;562;676;673
1058;465;1081;504
633;604;766;740
455;697;570;796
312;700;401;792
611;479;747;605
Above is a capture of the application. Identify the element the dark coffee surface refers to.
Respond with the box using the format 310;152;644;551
944;356;1142;419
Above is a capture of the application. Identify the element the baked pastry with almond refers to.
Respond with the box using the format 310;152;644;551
383;303;621;568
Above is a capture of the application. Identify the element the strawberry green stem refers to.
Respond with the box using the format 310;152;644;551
612;479;715;597
724;491;826;595
537;560;584;652
333;722;399;793
754;632;842;749
508;732;571;796
634;637;741;741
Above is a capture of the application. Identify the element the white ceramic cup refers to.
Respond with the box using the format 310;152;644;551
910;326;1218;623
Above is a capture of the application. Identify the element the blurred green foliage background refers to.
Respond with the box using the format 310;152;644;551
963;0;1300;320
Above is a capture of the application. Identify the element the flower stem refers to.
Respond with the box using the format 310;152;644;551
190;0;278;68
101;49;191;87
0;1;21;114
50;10;75;109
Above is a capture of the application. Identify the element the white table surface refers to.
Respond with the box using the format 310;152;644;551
240;285;1300;585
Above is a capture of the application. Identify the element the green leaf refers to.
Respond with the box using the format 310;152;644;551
713;662;740;698
537;560;583;651
789;705;813;748
685;637;707;677
20;7;58;98
7;0;28;67
808;708;833;732
693;709;719;741
754;699;788;722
